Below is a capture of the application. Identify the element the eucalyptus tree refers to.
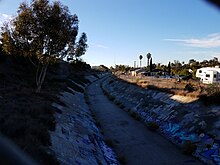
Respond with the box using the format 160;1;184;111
1;0;86;92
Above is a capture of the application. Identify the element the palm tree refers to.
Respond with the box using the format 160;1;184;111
150;57;153;72
139;55;143;68
168;61;171;75
146;53;151;67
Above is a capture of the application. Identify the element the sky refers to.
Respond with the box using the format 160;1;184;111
1;0;220;67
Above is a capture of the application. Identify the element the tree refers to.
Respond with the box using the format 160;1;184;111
139;54;143;68
150;57;153;72
188;59;196;65
74;32;88;60
146;53;151;67
2;0;83;92
168;61;171;75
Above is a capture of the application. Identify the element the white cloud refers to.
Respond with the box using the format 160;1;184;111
165;33;220;48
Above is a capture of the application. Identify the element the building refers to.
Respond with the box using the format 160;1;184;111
131;68;146;77
196;67;220;84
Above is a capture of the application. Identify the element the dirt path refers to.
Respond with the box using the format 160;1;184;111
87;78;203;165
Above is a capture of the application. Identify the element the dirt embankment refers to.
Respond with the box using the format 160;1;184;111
0;55;114;164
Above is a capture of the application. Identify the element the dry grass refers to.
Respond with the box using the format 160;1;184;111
119;75;207;99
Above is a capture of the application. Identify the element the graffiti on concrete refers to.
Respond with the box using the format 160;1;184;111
102;77;220;165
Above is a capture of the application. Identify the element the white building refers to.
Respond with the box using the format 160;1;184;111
196;67;220;84
131;69;146;77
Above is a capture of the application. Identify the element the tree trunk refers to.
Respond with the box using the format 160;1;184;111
35;63;48;93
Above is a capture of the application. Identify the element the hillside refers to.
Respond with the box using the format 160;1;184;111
0;54;118;164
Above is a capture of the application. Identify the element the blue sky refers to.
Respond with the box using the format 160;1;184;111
1;0;220;67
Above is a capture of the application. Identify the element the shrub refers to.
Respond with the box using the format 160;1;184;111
199;91;220;105
184;83;195;92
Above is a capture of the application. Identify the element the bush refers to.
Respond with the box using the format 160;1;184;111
199;88;220;105
184;83;195;92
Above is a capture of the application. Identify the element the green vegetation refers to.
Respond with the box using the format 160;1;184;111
184;83;196;92
113;57;220;80
199;84;220;105
139;54;143;68
1;0;88;92
0;0;91;164
146;53;151;67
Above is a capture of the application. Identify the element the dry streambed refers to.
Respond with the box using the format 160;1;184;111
50;74;119;165
102;76;220;165
86;77;202;165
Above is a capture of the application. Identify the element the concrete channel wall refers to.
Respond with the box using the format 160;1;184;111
102;76;220;165
50;74;119;165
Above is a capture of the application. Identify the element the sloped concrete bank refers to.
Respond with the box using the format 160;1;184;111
50;74;119;165
102;76;220;165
